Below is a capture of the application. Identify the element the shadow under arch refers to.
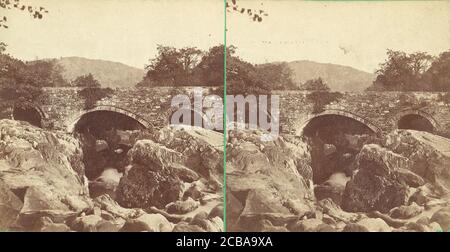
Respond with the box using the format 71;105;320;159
299;109;381;136
395;109;438;133
300;109;380;185
12;103;46;128
67;105;151;133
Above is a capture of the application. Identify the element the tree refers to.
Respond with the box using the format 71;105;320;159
0;0;48;29
255;63;297;90
369;50;434;91
194;45;232;87
138;45;202;87
300;77;330;91
423;50;450;91
26;59;69;87
72;73;101;88
0;54;44;110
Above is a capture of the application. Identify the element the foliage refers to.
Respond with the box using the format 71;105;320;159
226;0;268;22
307;91;343;114
300;77;330;91
423;50;450;91
72;73;100;88
0;0;48;29
137;45;202;87
78;87;113;109
256;63;297;90
369;50;434;91
0;53;67;111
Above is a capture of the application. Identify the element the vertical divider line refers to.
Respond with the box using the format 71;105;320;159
223;0;227;233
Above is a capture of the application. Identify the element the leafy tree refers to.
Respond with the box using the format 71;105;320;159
423;50;450;91
226;0;268;22
0;0;48;29
0;54;67;103
300;77;330;91
26;59;69;87
194;45;231;87
138;45;202;87
72;73;101;88
369;50;434;91
0;42;6;54
255;63;297;90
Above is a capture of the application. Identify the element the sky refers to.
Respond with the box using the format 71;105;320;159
1;0;449;73
228;0;450;72
1;0;224;69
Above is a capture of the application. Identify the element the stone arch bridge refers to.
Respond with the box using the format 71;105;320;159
3;87;450;137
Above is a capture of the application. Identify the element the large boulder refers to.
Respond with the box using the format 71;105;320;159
0;120;92;229
226;129;314;231
117;125;223;209
383;130;450;190
0;181;23;230
343;130;450;213
342;144;410;213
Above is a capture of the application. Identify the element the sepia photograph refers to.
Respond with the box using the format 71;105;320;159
0;0;224;232
225;0;450;232
1;0;450;237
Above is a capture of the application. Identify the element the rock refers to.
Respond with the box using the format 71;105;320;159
342;144;410;213
116;163;184;209
343;223;370;232
34;217;71;232
389;203;423;219
287;218;323;232
95;220;123;232
428;222;442;232
154;126;224;180
394;168;425;188
226;129;314;231
165;197;200;214
323;144;337;156
356;218;391;232
94;194;141;220
208;204;224;220
183;184;203;200
17;187;80;228
71;215;103;232
120;213;173;232
172;222;205;232
284;199;314;216
322;215;337;226
430;206;450;231
95;140;109;152
258;219;289;232
169;163;200;183
314;184;345;205
316;223;337;232
116;129;222;209
0;181;23;230
384;130;450;189
0;120;92;229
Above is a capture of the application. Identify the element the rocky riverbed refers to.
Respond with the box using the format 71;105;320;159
226;128;450;232
1;118;450;232
0;119;223;232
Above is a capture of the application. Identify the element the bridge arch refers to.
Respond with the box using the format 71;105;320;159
67;105;152;133
298;109;381;136
12;103;47;128
395;109;438;133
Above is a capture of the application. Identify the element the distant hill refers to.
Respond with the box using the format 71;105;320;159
285;60;375;92
53;57;145;88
